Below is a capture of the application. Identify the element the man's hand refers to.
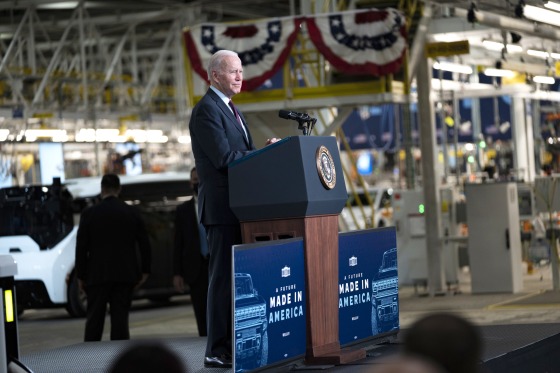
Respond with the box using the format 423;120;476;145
265;137;280;145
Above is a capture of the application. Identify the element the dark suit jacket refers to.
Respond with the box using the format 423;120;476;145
173;198;204;283
189;88;256;225
75;196;151;286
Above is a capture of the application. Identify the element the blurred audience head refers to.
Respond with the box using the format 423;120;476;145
108;342;185;373
403;312;483;373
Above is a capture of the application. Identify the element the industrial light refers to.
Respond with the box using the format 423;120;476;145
0;129;8;141
544;1;560;12
526;49;560;59
75;128;168;143
533;75;555;84
483;68;516;78
37;2;79;9
527;49;550;59
76;128;120;142
23;129;68;142
499;121;511;133
482;40;523;53
433;61;473;74
177;135;191;144
524;5;560;27
125;129;168;143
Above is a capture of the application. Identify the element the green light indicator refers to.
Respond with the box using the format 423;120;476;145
467;155;475;163
479;140;486;149
419;204;425;214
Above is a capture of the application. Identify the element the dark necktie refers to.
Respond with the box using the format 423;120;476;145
228;100;248;139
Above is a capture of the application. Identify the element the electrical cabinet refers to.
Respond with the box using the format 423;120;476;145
392;188;460;286
465;183;523;293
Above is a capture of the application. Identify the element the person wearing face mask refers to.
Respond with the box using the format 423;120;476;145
172;167;209;337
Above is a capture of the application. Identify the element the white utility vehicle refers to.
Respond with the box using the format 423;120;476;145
0;172;191;317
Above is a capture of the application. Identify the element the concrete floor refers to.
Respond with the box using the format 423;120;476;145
398;262;560;328
15;262;560;372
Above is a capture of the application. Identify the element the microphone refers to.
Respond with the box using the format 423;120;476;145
278;110;312;121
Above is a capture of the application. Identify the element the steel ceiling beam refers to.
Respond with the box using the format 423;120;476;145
31;8;79;107
140;19;178;106
453;6;560;42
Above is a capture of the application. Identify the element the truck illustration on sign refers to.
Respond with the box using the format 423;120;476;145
234;273;268;369
371;248;399;335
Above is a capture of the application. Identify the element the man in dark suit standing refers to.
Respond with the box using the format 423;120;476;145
75;173;151;341
189;49;277;368
173;167;209;337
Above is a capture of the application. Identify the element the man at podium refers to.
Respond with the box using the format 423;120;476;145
189;49;277;368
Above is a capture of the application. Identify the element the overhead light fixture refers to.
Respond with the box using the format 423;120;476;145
37;2;79;9
527;49;550;59
0;129;9;141
484;68;516;78
75;128;168;143
527;49;560;59
533;75;555;84
482;40;523;53
524;5;560;27
499;121;511;133
76;128;120;142
178;135;191;144
483;40;504;51
433;61;473;74
22;129;68;142
544;1;560;12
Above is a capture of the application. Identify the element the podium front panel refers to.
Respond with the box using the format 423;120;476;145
229;136;348;221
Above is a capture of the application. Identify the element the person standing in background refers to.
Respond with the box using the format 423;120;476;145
75;173;151;341
189;49;278;368
173;167;209;337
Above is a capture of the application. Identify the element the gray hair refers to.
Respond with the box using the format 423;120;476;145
206;50;239;81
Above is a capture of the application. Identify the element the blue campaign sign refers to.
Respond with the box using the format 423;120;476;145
338;227;399;345
233;238;307;372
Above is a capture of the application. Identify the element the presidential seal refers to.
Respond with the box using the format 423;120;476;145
316;145;336;189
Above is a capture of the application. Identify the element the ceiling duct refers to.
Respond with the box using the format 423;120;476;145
453;6;560;41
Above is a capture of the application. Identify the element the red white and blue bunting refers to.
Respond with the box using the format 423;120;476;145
305;9;407;76
183;9;407;91
184;17;303;91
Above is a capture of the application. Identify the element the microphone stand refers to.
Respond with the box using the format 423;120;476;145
296;117;317;136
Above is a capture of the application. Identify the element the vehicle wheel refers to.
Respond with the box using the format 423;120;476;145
65;271;86;318
259;331;268;367
371;304;379;336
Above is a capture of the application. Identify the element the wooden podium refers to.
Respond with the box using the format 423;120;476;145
229;136;366;365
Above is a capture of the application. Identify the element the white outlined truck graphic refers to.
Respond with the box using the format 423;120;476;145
371;248;399;335
234;273;268;368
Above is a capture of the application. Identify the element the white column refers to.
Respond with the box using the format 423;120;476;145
417;57;446;295
512;97;536;182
